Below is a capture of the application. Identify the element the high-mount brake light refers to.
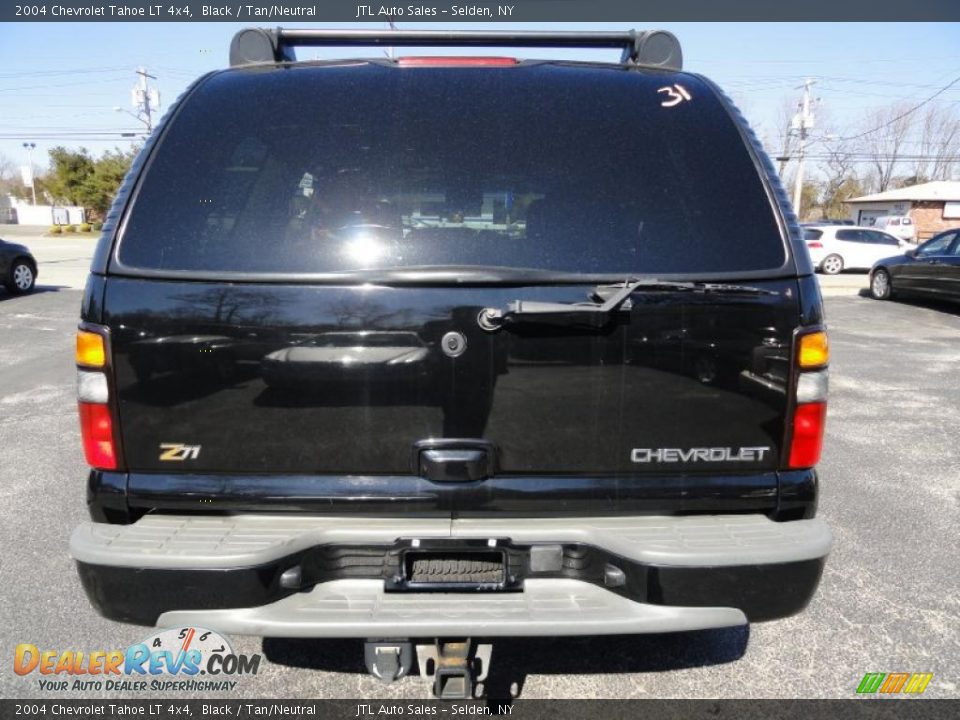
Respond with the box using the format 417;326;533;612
76;330;106;368
397;56;518;67
787;330;830;469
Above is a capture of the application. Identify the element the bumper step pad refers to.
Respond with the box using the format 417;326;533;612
157;578;747;638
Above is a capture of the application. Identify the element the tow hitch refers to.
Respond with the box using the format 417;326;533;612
364;639;492;699
364;641;415;683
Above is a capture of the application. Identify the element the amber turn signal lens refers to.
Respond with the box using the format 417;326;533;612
798;331;829;369
76;330;106;368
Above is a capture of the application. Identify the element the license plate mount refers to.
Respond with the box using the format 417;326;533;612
385;540;522;592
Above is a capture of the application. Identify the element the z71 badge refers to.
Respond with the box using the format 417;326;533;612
159;443;202;461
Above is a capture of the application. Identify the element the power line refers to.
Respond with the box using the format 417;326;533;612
802;154;960;161
837;73;960;142
811;75;960;91
0;66;129;79
0;133;146;140
0;75;132;92
0;125;145;131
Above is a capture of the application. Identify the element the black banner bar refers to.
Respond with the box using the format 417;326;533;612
4;0;960;22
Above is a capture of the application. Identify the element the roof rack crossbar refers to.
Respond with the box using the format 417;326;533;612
229;28;682;71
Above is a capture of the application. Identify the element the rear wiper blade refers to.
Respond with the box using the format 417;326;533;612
592;281;778;300
478;279;777;331
694;283;779;296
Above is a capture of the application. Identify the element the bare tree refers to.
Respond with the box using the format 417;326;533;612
0;153;18;196
858;103;915;193
817;132;861;219
913;105;960;182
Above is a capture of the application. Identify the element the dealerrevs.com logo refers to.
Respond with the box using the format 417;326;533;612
14;627;261;692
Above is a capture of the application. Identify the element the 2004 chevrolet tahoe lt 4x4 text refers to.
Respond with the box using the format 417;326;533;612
69;28;832;698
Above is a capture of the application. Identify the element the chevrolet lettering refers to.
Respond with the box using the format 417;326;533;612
631;447;772;463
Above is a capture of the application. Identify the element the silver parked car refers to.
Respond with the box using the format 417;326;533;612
803;225;907;274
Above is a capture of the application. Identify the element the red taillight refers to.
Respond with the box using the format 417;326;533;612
397;56;518;67
79;401;117;470
788;402;826;469
807;242;823;249
787;329;829;470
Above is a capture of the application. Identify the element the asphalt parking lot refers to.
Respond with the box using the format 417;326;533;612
0;232;957;700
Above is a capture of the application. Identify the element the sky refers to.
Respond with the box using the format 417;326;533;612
0;21;958;181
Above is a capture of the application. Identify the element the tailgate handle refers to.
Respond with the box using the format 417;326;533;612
413;440;494;482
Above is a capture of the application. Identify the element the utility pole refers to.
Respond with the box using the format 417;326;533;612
116;68;159;134
791;78;816;218
386;20;398;59
128;67;159;132
22;142;36;205
776;131;791;179
136;67;159;131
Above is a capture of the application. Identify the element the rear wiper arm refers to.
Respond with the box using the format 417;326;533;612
477;279;776;331
478;278;647;331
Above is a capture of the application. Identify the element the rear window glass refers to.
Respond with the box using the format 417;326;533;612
118;64;786;276
803;229;823;240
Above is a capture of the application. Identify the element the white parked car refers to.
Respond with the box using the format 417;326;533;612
871;215;918;243
803;225;907;274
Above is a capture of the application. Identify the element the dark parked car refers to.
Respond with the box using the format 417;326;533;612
0;237;37;294
69;28;832;698
870;228;960;303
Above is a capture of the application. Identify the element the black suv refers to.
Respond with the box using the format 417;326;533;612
70;29;831;698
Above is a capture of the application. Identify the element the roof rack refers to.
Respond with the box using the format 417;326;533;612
229;28;682;71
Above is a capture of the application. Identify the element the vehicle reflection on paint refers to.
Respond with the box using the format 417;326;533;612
504;298;792;411
261;331;431;388
128;334;243;384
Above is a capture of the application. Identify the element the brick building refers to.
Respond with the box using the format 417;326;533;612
845;181;960;240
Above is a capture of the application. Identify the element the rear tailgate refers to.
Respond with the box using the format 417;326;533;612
96;61;806;513
106;277;796;476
